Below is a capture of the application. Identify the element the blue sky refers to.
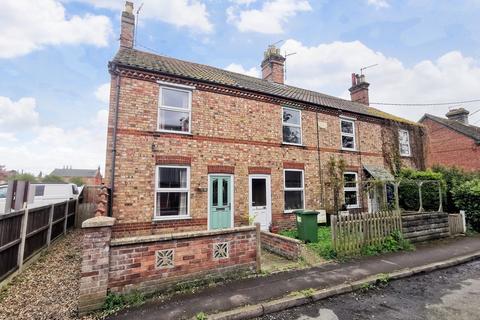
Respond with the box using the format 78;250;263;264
1;0;480;175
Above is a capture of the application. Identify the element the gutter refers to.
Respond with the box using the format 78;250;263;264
109;65;121;217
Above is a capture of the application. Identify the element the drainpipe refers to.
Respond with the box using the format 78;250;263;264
315;112;324;207
109;67;121;217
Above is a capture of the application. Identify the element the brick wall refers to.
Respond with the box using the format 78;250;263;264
423;118;480;171
260;231;303;260
108;226;258;294
104;73;425;234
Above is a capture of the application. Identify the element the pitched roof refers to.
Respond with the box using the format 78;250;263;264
112;48;416;125
420;114;480;142
50;168;98;177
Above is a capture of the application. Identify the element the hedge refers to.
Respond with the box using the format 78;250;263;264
452;179;480;231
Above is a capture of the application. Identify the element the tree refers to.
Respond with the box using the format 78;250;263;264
327;156;346;213
10;173;37;183
70;177;85;186
42;175;65;183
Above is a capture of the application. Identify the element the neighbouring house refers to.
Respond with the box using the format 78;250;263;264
105;2;426;236
50;167;103;185
420;108;480;171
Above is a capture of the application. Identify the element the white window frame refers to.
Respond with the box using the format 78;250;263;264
154;165;191;220
282;107;303;146
399;129;411;157
157;85;192;134
343;172;359;209
283;169;305;213
340;118;356;151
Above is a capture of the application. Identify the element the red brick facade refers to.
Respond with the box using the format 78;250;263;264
260;231;303;260
422;118;480;171
104;67;424;235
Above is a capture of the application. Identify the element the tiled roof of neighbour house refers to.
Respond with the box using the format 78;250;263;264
50;169;98;177
420;114;480;143
111;48;418;125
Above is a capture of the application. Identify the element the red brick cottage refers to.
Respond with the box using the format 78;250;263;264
420;109;480;171
105;2;426;237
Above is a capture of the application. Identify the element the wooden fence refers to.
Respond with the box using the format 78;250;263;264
77;185;103;227
448;212;466;236
0;199;77;283
331;210;402;255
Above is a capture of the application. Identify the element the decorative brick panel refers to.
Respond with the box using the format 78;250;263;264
283;161;305;170
155;155;192;165
207;165;235;174
248;167;271;174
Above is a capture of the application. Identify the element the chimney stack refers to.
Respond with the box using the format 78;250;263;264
446;108;469;124
120;1;135;48
261;45;286;84
349;73;370;105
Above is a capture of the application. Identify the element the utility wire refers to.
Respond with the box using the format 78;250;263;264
370;99;480;106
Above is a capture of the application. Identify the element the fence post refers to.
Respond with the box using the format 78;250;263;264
74;198;80;228
460;210;467;233
63;201;69;235
255;223;261;273
417;182;424;212
17;208;29;271
394;182;400;211
331;214;337;251
46;204;54;246
438;182;443;212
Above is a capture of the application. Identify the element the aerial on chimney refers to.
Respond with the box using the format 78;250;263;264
349;73;370;105
261;45;286;84
446;108;470;124
120;1;135;48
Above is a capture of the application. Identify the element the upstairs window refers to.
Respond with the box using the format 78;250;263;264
158;86;191;133
344;172;359;209
340;119;356;150
282;107;302;145
399;129;411;156
284;169;304;212
35;185;45;197
155;166;190;219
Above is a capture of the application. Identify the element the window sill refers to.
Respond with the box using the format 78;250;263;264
341;148;357;153
152;216;192;222
156;130;193;136
400;154;411;158
282;142;305;148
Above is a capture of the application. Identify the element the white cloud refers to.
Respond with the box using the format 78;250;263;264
227;0;312;34
0;0;112;59
73;0;213;33
278;39;480;122
0;97;39;131
0;96;107;175
224;63;260;77
367;0;389;9
95;82;111;105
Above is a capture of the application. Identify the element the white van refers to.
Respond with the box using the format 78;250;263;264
0;183;79;213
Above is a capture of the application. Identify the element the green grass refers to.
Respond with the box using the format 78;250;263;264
280;226;337;260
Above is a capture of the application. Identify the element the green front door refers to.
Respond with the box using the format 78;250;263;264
209;175;232;230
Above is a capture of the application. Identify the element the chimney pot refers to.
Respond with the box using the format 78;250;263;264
446;108;469;124
120;1;135;48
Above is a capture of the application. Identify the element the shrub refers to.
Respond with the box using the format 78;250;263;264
398;168;445;211
361;230;413;256
452;179;480;231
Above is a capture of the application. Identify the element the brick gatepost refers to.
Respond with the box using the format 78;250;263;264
78;216;115;315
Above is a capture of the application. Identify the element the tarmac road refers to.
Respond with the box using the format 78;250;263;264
259;259;480;320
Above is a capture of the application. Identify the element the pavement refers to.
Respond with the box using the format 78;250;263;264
258;259;480;319
108;235;480;320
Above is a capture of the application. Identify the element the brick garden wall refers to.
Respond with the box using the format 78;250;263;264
104;73;425;235
260;231;303;260
422;118;480;171
108;226;258;294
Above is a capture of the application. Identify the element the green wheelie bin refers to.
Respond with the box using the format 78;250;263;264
294;210;319;243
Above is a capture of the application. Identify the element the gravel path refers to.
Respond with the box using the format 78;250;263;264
0;229;88;320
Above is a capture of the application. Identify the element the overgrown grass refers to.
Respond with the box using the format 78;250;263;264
360;230;414;256
280;226;337;260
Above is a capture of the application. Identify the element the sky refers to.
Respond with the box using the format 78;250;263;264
1;0;480;175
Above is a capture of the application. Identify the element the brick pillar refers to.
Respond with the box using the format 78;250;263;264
78;216;115;315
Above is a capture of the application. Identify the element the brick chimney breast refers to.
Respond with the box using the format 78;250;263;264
261;45;286;84
349;73;370;105
446;108;469;124
120;1;135;48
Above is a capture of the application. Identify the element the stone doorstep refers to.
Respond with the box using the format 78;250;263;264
202;251;480;320
111;226;256;246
